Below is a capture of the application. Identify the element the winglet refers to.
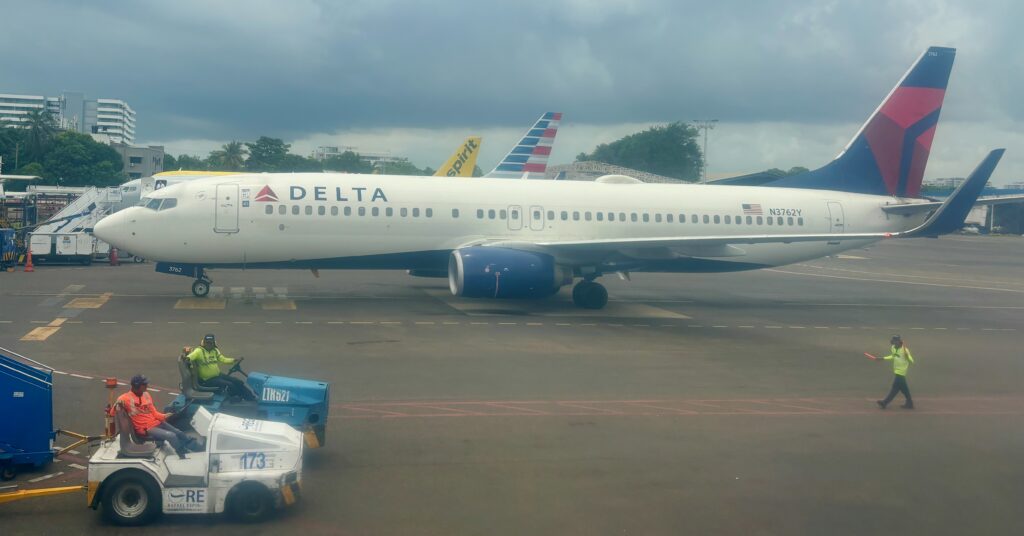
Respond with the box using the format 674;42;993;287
904;149;1004;237
485;112;562;179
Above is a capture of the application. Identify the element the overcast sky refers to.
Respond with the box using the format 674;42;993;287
3;0;1022;184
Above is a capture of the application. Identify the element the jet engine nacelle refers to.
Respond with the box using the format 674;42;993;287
448;247;571;299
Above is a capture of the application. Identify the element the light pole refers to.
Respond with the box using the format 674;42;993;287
692;119;717;183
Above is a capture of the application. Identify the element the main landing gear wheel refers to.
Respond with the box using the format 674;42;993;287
191;279;211;298
572;280;608;310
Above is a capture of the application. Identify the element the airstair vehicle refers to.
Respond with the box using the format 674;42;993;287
28;186;121;264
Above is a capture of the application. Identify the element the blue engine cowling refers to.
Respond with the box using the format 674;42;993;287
448;247;569;299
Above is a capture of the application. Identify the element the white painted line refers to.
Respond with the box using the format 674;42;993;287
295;321;313;324
380;321;401;325
233;321;251;324
982;328;998;331
200;321;219;324
838;327;852;329
688;325;704;328
53;370;68;375
814;326;830;329
68;463;87;470
712;325;728;328
498;322;517;325
69;373;94;380
168;392;180;396
470;322;489;325
933;327;947;330
0;484;17;491
910;327;926;330
581;323;597;326
556;323;573;326
168;321;185;324
765;326;782;329
527;322;544;326
608;323;624;327
65;320;83;324
117;382;127;386
133;321;152;324
415;321;435;325
68;450;79;455
738;326;755;328
350;321;374;325
149;388;161;392
443;322;460;325
100;321;117;324
789;326;806;329
28;472;61;483
265;321;282;324
0;320;12;324
633;324;649;327
327;321;345;324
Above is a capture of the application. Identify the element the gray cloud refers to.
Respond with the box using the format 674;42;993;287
3;0;1022;182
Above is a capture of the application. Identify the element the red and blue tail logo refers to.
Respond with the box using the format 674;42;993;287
774;47;955;197
485;112;562;179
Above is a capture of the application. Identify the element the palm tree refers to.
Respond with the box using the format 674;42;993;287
208;141;247;171
24;109;58;162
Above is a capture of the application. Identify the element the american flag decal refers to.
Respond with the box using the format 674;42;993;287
742;203;763;215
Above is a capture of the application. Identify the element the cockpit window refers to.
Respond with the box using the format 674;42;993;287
159;198;177;211
145;198;162;210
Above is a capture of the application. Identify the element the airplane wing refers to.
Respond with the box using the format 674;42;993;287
480;149;1005;259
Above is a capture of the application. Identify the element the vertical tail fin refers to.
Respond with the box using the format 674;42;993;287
484;112;562;179
773;47;955;197
434;136;482;177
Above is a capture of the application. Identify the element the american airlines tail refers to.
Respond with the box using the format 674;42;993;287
433;136;482;177
772;46;956;197
484;112;562;179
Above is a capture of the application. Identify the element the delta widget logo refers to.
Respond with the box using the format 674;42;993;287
255;186;278;202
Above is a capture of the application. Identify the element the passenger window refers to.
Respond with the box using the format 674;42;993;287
756;216;763;225
305;206;313;215
691;214;698;223
477;209;484;219
386;207;393;217
426;208;433;218
713;215;720;224
798;217;804;226
767;216;773;225
318;206;326;216
619;212;626;222
534;210;541;220
331;206;339;216
608;212;615;222
292;205;300;215
746;216;753;224
278;205;286;215
736;216;742;225
358;207;366;216
724;215;731;224
655;214;662;223
585;211;592;221
642;214;650;223
413;208;420;217
265;205;274;215
702;215;709;224
372;207;379;216
596;212;603;221
502;209;509;219
400;207;407;217
547;210;554;220
561;211;568;221
573;211;580;221
679;213;685;223
666;214;673;223
345;206;353;216
630;213;637;222
452;208;459;218
788;216;794;226
488;209;496;219
777;217;784;226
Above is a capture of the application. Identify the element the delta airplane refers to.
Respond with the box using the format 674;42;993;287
94;47;1004;309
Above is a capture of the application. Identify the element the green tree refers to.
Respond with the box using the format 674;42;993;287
376;159;429;176
23;109;58;162
576;122;703;181
322;151;373;173
163;153;178;171
174;154;207;170
244;136;290;172
40;131;124;187
207;141;247;171
277;153;323;172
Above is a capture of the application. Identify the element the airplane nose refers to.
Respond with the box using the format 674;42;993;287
93;211;127;247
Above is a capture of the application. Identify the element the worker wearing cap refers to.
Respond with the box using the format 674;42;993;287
186;334;256;401
111;374;194;458
877;335;915;410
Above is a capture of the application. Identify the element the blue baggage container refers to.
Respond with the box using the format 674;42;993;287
0;348;56;478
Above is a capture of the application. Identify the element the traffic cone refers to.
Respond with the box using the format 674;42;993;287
109;247;120;266
24;250;34;272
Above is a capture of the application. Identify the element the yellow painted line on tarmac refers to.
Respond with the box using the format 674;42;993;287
64;293;113;309
174;298;227;310
48;318;66;327
261;299;296;310
21;326;61;341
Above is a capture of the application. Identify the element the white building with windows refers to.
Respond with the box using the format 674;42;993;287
0;91;136;144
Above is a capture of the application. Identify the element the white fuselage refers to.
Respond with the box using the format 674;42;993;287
94;173;926;272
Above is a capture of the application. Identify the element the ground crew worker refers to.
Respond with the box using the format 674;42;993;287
111;374;194;458
876;335;915;409
186;333;256;400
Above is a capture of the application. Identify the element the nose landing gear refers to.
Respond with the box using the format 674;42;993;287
572;279;608;309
